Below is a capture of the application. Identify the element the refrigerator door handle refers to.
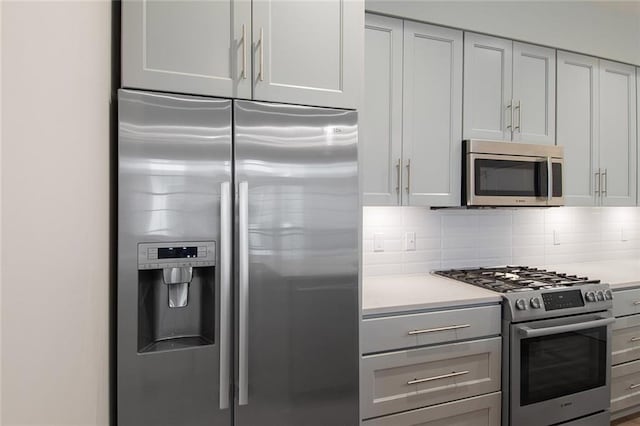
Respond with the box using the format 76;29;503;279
238;181;249;406
219;182;232;410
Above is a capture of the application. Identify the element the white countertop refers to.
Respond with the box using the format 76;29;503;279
541;259;640;290
362;273;502;316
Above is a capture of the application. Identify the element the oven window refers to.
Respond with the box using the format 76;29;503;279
475;159;547;197
520;327;607;406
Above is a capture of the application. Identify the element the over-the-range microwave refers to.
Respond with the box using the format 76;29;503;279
463;139;564;207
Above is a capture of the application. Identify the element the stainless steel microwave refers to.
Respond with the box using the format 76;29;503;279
463;139;564;207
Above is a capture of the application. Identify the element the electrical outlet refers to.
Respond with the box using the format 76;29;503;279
553;229;561;245
374;233;384;252
405;232;416;251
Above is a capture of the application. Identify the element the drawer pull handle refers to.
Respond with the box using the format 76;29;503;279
630;383;640;390
630;337;640;342
407;370;470;386
633;301;640;305
408;324;471;335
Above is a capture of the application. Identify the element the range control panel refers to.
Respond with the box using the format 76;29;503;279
138;241;216;270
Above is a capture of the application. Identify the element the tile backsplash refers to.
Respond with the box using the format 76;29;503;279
363;207;640;276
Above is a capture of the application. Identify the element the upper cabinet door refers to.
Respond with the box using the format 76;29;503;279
362;14;403;206
122;0;251;98
556;51;600;206
638;67;640;207
403;22;463;207
599;60;637;206
252;0;363;109
512;42;556;144
463;33;513;141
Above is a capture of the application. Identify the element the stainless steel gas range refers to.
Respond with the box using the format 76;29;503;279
435;266;614;426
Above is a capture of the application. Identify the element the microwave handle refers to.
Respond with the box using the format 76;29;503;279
547;157;552;201
518;317;615;338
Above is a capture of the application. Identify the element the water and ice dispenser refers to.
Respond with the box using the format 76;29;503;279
137;241;216;353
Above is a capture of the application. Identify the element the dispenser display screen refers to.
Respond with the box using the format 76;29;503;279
158;247;198;259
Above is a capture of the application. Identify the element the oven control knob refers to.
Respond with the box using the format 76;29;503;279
596;291;605;301
530;297;541;309
586;291;596;302
515;298;528;310
605;289;613;300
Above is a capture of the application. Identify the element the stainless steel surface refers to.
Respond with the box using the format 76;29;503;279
518;316;615;338
406;370;470;386
407;324;471;335
118;90;232;426
233;100;358;425
259;27;264;82
547;156;553;201
238;180;249;406
163;266;193;284
463;139;565;207
241;24;247;80
219;182;232;409
405;158;411;194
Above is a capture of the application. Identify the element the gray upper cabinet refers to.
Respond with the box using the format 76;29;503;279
122;0;251;99
557;51;599;206
402;21;462;206
122;0;362;109
463;33;556;144
252;0;362;109
512;42;556;144
599;60;637;206
362;14;403;205
362;15;462;207
463;33;513;141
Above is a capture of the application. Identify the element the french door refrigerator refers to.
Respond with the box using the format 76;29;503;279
117;89;359;426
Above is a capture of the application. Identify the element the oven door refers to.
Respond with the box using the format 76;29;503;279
467;153;564;206
510;313;614;426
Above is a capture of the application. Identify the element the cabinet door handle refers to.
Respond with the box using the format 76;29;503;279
633;300;640;305
630;383;640;390
408;324;471;335
241;24;247;80
595;169;601;196
505;100;512;132
395;158;401;200
514;100;521;132
405;159;411;194
602;168;607;196
630;337;640;342
258;27;264;82
407;370;469;386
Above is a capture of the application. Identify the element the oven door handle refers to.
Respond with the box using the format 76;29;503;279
518;317;615;338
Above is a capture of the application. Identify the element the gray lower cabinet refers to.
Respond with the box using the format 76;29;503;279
612;287;640;419
362;391;501;426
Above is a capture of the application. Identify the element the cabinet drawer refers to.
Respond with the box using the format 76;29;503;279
613;288;640;317
613;315;640;365
362;391;501;426
361;337;501;419
361;305;501;354
612;359;640;413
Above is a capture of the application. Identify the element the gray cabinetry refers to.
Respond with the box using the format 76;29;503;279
612;287;640;420
362;14;463;207
122;0;362;109
361;303;502;423
463;33;555;144
558;52;637;207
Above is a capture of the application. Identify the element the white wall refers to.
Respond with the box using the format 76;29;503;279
366;0;640;65
1;1;111;425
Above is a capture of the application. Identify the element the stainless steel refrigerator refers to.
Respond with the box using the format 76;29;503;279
117;89;359;425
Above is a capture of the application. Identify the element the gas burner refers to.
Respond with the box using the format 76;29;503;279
434;266;601;293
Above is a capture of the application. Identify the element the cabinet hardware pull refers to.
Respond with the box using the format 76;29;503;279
395;158;401;199
505;101;512;132
632;300;640;305
630;383;640;390
241;24;247;79
408;324;471;335
405;159;411;194
259;27;264;82
602;168;607;196
595;169;601;196
630;337;640;342
514;100;521;132
407;370;470;386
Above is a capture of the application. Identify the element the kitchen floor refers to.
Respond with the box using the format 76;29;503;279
613;415;640;425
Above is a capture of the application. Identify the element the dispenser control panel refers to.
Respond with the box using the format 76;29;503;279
138;241;216;269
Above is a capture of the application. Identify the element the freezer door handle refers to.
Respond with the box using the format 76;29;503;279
219;182;232;409
238;181;249;406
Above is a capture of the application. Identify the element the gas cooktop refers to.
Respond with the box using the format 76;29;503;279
434;265;601;293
